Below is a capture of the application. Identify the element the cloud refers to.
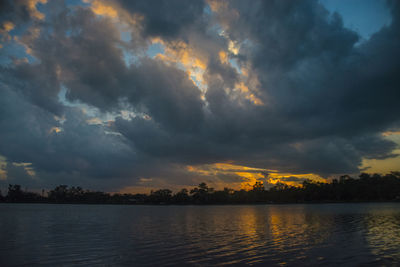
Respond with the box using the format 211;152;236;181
0;81;136;190
115;0;206;38
0;0;46;25
0;0;399;191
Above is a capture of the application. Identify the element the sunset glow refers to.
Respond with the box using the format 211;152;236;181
0;0;399;193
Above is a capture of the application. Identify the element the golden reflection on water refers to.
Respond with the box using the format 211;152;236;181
265;206;333;265
2;204;400;266
364;211;400;261
123;205;400;265
184;205;336;265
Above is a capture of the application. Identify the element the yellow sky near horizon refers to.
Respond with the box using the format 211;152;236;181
361;131;400;174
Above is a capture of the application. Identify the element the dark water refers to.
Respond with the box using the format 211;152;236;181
0;203;399;266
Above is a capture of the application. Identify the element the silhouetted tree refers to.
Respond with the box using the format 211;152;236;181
191;182;214;203
6;184;43;202
48;185;68;203
173;188;191;203
7;184;24;202
150;189;172;203
3;172;400;204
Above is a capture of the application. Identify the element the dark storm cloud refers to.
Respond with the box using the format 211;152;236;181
0;0;36;24
17;4;206;116
0;2;209;188
0;82;136;189
116;0;205;38
1;63;61;114
203;0;400;172
0;0;399;190
126;59;205;132
0;81;58;164
32;6;127;111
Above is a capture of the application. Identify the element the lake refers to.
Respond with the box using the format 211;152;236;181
0;203;399;266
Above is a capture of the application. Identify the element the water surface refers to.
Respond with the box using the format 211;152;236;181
1;203;399;266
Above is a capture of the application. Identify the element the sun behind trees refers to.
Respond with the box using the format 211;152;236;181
1;172;400;204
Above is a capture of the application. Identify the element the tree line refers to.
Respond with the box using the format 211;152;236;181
1;172;400;204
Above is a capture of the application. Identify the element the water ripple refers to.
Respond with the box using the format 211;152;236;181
1;203;400;266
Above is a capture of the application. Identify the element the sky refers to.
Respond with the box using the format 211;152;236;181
0;0;399;193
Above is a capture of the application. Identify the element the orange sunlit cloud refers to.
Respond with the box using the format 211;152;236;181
25;0;47;20
382;131;400;137
219;50;229;64
153;38;263;106
153;38;209;90
88;0;118;18
2;21;15;32
84;0;144;31
186;162;326;190
234;82;264;106
49;127;62;134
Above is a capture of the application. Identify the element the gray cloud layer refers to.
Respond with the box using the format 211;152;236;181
0;0;399;190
